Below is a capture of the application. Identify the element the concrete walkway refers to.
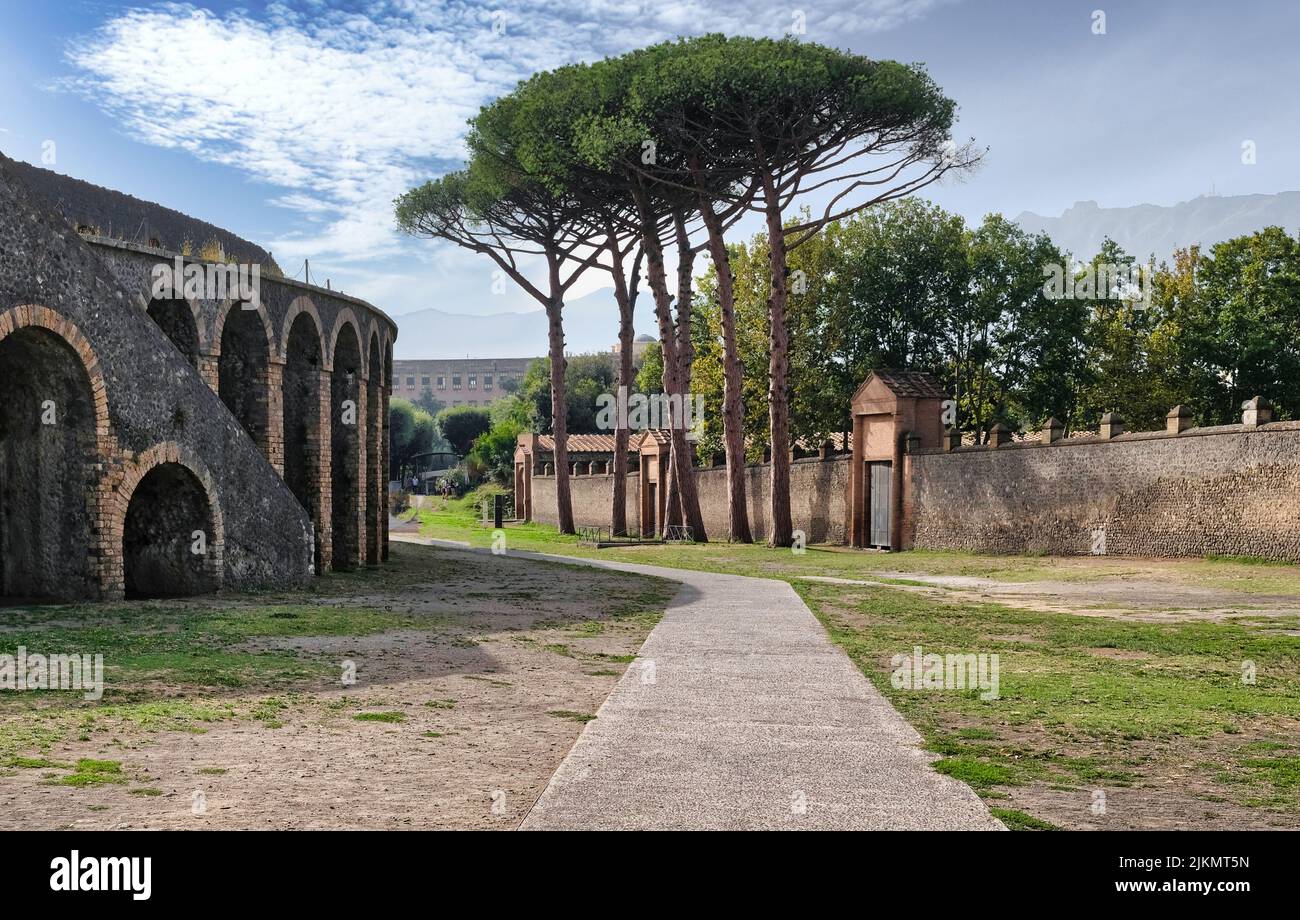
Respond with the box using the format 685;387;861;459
400;537;1003;830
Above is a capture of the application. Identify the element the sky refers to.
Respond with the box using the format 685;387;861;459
1;0;1297;321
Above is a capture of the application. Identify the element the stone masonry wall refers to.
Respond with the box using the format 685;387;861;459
531;455;850;543
908;423;1300;561
533;473;640;532
0;153;351;597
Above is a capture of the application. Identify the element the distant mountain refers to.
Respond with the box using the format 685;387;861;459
1015;192;1300;262
392;286;658;359
7;159;277;268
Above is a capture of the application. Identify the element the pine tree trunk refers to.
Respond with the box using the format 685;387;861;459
670;210;708;542
759;166;794;547
693;180;752;543
546;257;574;534
608;231;635;538
633;185;706;542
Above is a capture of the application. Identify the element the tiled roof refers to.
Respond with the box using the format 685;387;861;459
633;429;672;449
870;369;948;399
535;433;629;453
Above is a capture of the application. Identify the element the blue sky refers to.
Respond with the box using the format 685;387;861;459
1;0;1297;320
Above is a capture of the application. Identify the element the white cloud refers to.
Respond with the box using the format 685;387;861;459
62;0;947;312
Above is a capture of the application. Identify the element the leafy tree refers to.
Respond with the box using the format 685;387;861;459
635;341;664;396
413;389;445;418
389;398;436;480
959;214;1082;438
1188;227;1300;422
436;405;492;457
517;354;618;435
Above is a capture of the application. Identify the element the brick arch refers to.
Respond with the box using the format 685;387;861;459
367;327;384;384
280;295;325;361
0;305;114;599
0;304;112;444
107;442;225;596
327;307;367;377
212;299;275;358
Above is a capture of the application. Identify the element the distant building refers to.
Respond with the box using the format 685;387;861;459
612;333;656;364
391;357;536;409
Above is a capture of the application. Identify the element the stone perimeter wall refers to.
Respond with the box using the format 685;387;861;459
908;423;1300;561
532;456;851;544
528;423;1300;562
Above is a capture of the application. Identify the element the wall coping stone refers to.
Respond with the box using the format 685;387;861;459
912;419;1300;456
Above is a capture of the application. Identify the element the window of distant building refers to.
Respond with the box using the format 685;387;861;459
436;375;445;389
468;374;476;390
452;375;461;390
421;375;430;387
484;374;493;389
405;376;415;388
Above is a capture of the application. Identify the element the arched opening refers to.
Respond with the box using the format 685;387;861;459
218;305;270;450
331;323;362;570
0;326;97;600
284;312;324;571
366;333;382;566
147;297;200;368
122;462;217;598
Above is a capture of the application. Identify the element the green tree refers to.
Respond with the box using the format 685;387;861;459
413;389;445;418
436;405;492;457
389;398;436;481
1190;227;1300;422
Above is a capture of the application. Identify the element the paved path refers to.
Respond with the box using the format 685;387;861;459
401;538;1003;831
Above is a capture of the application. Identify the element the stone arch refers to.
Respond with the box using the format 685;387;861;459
327;308;367;377
116;445;223;598
0;306;109;601
146;296;201;368
280;296;325;362
284;308;327;572
215;300;273;452
330;321;363;570
212;299;274;356
365;329;383;566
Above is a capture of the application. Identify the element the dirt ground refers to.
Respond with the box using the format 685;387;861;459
804;561;1300;625
0;541;678;829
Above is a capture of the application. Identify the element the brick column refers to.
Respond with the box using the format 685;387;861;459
381;384;391;562
92;457;127;601
198;353;219;393
265;360;285;476
355;378;369;569
316;368;333;574
369;382;385;566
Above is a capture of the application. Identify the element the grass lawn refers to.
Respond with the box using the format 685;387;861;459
409;490;1300;830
